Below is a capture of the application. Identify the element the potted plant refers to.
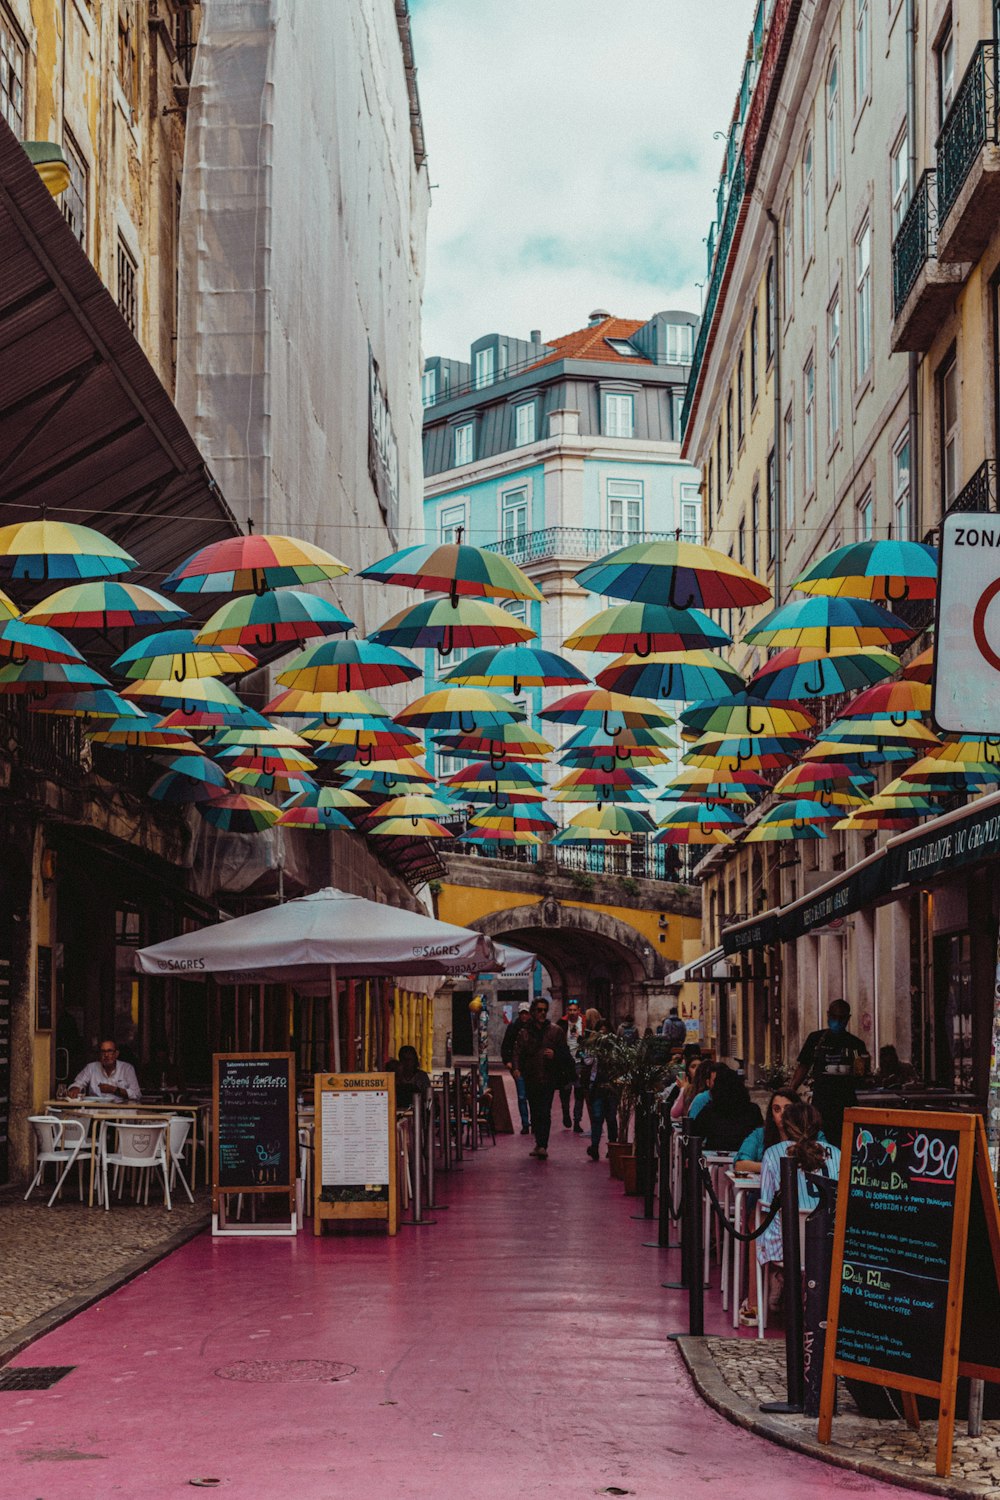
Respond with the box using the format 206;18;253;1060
591;1035;671;1187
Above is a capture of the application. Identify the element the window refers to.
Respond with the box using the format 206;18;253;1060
940;354;959;508
893;429;911;540
439;503;466;544
855;0;870;106
726;389;733;474
937;20;955;125
421;368;437;408
607;479;644;545
671;390;684;440
857;489;874;540
737;518;746;566
750;306;759;407
802;134;814;261
665;324;693;364
750;477;760;576
604;391;634;438
0;5;25;135
502;598;528;624
765;258;776;363
803;356;816;495
783;405;795;529
117;0;138;114
116;236;137;334
715;426;723;506
828;292;841;442
514;401;536;447
60;129;88;252
706;456;714;533
737;353;745;445
855;218;872;379
606;337;638;357
680;484;701;543
453;421;474;467
825;53;840;191
782;207;793;318
474;347;495;390
890;129;909;237
501;487;528;550
766;448;776;560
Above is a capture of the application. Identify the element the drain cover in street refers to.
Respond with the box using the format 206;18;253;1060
214;1359;356;1383
0;1366;75;1391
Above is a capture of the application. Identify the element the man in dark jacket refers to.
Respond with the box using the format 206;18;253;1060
790;998;869;1145
512;997;572;1159
501;1002;532;1134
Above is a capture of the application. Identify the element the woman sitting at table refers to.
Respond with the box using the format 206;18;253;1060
748;1101;841;1322
734;1087;800;1171
692;1063;761;1151
392;1045;430;1110
67;1039;141;1102
674;1058;717;1122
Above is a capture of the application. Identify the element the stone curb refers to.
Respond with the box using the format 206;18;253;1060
0;1213;210;1369
676;1335;978;1500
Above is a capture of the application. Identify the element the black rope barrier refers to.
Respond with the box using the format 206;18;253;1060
697;1159;782;1243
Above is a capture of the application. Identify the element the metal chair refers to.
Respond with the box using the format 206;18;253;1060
99;1119;171;1211
24;1115;87;1207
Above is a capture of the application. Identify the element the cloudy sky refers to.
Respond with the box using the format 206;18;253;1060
409;0;754;360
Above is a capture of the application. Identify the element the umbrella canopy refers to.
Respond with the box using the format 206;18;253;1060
301;720;421;749
901;646;934;683
227;766;316;795
149;771;230;805
0;519;135;581
744;819;828;842
924;737;1000;766
900;755;1000;786
865;792;940;813
557;804;654;836
839;680;931;720
397;687;526;732
679;695;816;738
683;745;801;773
552;783;650;804
276;803;355;831
541;689;675;734
595;649;746;701
575;538;771;608
162;534;348;594
366;816;454;839
772;763;874;795
198;792;282;832
0;659;109;694
658;783;756;806
335;755;432;780
275;639;421;694
24;582;188;630
654;824;735;846
434;722;554;763
136;886;498;982
800;740;916;764
657;802;744;830
754;798;842;827
462;829;543;848
206;725;312;751
284;786;369;810
0;619;84;665
818;718;940;749
358;540;541;602
742;596;913;651
31;689;143;719
554;766;654;789
114;629;257;681
748;646;900;700
215;746;318;774
264;687;394;722
551;824;632;846
371;794;454;820
468;803;556;832
86;713;201;750
121;676;252;714
195;590;353;647
154;754;229;787
370;596;535;655
792;539;938;603
157;703;273;731
564;601;731;655
439;644;588;694
834;810;919;832
342;771;439;798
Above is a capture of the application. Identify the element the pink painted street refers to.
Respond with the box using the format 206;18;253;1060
2;1125;925;1500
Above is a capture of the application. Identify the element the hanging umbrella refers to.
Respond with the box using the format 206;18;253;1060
226;766;316;796
563;601;731;656
748;646;900;700
358;539;542;602
541;689;675;736
370;793;455;821
683;744;802;773
444;762;544;795
679;695;816;738
121;676;253;720
668;764;771;791
654;824;735;846
433;722;554;764
900;755;1000;786
552;783;650;805
149;771;231;806
742;596;913;651
342;771;439;799
214;746;318;774
744;817;828;842
24;582;188;630
334;756;432;781
877;773;950;801
301;719;421;748
366;815;454;839
157;702;273;732
0;619;84;665
553;766;655;790
195;589;353;647
0;659;109;694
154;754;229;788
31;689;143;719
462;829;543;848
658;783;756;806
0;519;136;580
162;534;349;594
264;687;394;722
551;824;632;846
556;805;654;837
596;650;745;701
198;793;282;832
396;687;526;733
206;725;312;751
923;737;1000;767
113;629;257;681
275;639;421;694
276;803;355;831
439;644;588;694
468;803;556;832
800;739;916;765
865;792;940;814
772;763;874;797
792;539;938;603
370;596;534;656
839;679;931;721
657;803;745;831
901;646;934;684
575;537;771;608
753;798;842;827
86;713;202;751
285;786;369;810
834;810;920;832
817;718;940;750
687;729;812;761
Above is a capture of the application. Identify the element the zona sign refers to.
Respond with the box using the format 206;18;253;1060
934;511;1000;733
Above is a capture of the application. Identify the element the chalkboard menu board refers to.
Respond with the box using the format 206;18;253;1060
212;1053;295;1208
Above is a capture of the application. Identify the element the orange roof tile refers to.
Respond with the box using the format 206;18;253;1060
525;316;653;372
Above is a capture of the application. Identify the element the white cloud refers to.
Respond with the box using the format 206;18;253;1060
409;0;755;359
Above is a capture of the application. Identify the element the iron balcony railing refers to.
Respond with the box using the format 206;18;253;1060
460;835;689;884
422;347;693;411
484;526;693;565
936;41;999;225
892;170;939;318
947;458;997;514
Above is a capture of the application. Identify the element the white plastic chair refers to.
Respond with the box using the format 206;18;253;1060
167;1116;194;1203
754;1206;809;1340
24;1116;87;1207
99;1119;171;1212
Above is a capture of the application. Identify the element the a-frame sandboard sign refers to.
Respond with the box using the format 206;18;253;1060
818;1109;1000;1476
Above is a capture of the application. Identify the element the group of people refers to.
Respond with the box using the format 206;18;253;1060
501;997;620;1162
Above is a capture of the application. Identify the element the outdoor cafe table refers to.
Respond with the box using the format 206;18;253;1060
725;1167;761;1329
45;1100;207;1206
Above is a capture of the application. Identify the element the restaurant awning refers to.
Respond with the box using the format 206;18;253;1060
665;945;731;985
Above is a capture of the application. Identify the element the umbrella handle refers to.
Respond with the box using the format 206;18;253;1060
255;626;278;648
803;665;826;696
884;576;909;604
181;700;197;717
668;573;697;610
438;627;454;658
495;792;509;810
598;758;615;773
490;752;505;772
601;712;622;738
890;711;907;728
252;571;268;598
746;712;766;736
358;744;373;767
511;677;522;696
633;634;652;660
458;712;476;734
173;658;187;683
324;714;342;728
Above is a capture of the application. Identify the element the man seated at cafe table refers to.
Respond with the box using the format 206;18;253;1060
67;1040;142;1103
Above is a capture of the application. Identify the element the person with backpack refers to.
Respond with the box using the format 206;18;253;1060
659;1006;687;1050
501;1001;532;1134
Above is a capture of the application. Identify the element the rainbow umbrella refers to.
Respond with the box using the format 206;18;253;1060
285;786;369;810
31;689;143;719
865;792;940;814
276;803;355;831
818;718;940;750
214;746;318;775
686;730;812;763
899;756;1000;788
772;763;874;798
198;793;283;831
275;639;420;694
551;824;631;846
744;816;828;842
113;629;257;681
121;676;252;718
149;772;230;806
679;696;815;738
0;659;109;694
877;773;950;801
596;650;745;701
163;534;348;594
24;582;188;630
683;745;801;773
342;771;438;798
334;756;432;782
434;722;554;764
371;794;454;820
834;810;919;832
439;644;588;694
923;737;1000;767
575;538;770;608
358;539;541;602
799;742;916;768
206;725;312;751
564;602;731;655
227;766;316;795
839;680;931;721
154;754;229;788
264;688;394;722
462;829;543;848
366;816;454;839
370;596;534;655
0;519;135;580
552;783;650;805
196;590;353;647
0;620;84;665
654;824;735;846
657;803;744;831
397;687;526;733
901;646;934;684
792;539;938;603
555;805;654;837
554;766;655;790
748;646;900;700
86;713;202;751
468;803;556;832
444;762;544;795
158;703;272;731
658;783;756;807
742;596;913;651
754;798;842;827
541;689;675;736
301;719;421;749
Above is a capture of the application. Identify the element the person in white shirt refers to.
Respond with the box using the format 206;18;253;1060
557;1001;586;1132
68;1040;142;1102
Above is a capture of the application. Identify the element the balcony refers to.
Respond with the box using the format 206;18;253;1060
946;459;997;516
890;171;967;351
484;526;690;566
936;42;1000;265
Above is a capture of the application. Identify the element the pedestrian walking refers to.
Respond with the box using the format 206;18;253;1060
659;1006;687;1049
789;998;869;1146
501;1001;532;1134
580;1012;619;1161
557;999;586;1131
511;996;574;1160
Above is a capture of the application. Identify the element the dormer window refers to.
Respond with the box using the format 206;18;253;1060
606;337;638;357
474;347;495;389
665;324;694;364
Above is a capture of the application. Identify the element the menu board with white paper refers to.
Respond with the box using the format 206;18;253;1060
321;1087;390;1187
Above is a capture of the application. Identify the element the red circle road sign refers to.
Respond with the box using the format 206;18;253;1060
972;577;1000;673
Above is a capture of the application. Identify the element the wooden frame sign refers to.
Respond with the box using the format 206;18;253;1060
818;1109;1000;1476
314;1072;397;1236
212;1052;296;1238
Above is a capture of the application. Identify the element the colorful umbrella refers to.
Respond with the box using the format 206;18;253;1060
86;713;201;750
332;755;432;781
900;756;1000;786
370;596;534;655
553;766;654;790
226;766;316;796
154;754;229;788
865;792;940;814
0;519;136;581
679;696;816;738
657;803;744;831
461;829;543;848
162;534;348;594
550;804;654;842
748;646;900;700
276;803;354;831
149;771;230;806
744;818;828;842
817;718;939;749
284;786;369;810
444;763;544;798
753;798;842;827
901;646;934;684
552;783;650;805
792;539;938;603
0;589;19;623
834;810;919;832
771;763;874;796
683;745;801;773
742;596;913;651
468;803;556;832
366;816;454;839
342;771;438;798
206;726;312;751
121;676;253;718
924;737;1000;766
839;680;931;721
158;703;273;731
575;538;771;608
654;824;734;846
198;792;283;831
595;650;745;702
358;539;542;602
434;723;554;764
0;620;84;665
24;582;188;630
370;794;454;821
31;689;143;719
800;740;916;765
396;687;526;733
439;644;588;694
275;639;420;694
563;601;731;655
195;590;353;648
113;629;257;681
658;783;756;806
541;689;675;736
551;825;631;846
214;746;318;774
301;720;421;749
264;687;394;723
0;659;109;694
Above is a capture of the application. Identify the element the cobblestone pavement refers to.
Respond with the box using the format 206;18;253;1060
0;1184;209;1350
697;1335;1000;1496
